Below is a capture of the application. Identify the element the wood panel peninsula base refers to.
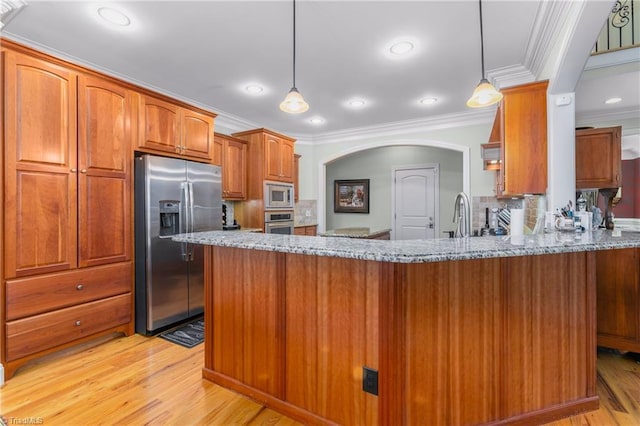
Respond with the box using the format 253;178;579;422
173;231;640;425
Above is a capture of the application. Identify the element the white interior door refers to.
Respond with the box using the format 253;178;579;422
393;165;439;240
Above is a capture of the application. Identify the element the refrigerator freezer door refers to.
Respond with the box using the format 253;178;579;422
142;155;191;332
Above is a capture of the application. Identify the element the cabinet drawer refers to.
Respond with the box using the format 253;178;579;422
6;263;131;321
6;293;131;361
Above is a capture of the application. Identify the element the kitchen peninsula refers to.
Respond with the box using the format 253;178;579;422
173;230;640;425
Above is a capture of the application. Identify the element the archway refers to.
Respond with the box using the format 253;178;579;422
316;139;470;232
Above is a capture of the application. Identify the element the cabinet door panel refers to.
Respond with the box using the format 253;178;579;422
4;51;78;278
265;135;282;180
279;139;295;181
77;75;132;267
224;139;247;199
576;127;621;189
181;109;213;160
139;96;179;153
80;176;130;266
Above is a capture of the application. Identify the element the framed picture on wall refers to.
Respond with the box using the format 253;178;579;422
334;179;370;213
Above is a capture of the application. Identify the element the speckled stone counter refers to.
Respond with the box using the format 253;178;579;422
173;229;640;263
319;227;391;239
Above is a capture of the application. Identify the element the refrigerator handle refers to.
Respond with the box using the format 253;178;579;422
189;182;195;234
180;181;189;261
188;181;195;261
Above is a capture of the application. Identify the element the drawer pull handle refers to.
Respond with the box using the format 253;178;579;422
75;320;81;326
76;284;84;290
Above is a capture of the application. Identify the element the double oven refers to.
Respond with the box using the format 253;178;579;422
264;181;294;234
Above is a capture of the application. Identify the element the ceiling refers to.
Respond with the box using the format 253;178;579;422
2;0;639;144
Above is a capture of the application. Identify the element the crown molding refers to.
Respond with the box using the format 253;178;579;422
300;108;496;146
523;0;576;79
576;107;640;125
489;64;535;89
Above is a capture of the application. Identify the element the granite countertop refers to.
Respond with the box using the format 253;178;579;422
173;230;640;264
319;227;391;238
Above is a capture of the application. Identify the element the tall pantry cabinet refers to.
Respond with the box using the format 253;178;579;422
2;46;133;378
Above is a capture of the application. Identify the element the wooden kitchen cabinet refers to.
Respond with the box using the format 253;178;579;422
233;128;296;192
266;133;295;181
138;93;216;161
215;133;247;200
294;225;317;236
493;80;548;197
576;126;622;189
2;45;134;379
596;247;640;353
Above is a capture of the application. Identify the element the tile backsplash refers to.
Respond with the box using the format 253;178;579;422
472;195;545;233
294;200;317;226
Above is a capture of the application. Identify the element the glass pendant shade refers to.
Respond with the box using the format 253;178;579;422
280;87;309;113
466;78;503;108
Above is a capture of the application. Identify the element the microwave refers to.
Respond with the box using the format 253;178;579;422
264;181;294;210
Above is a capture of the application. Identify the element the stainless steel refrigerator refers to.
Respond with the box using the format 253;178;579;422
134;154;222;335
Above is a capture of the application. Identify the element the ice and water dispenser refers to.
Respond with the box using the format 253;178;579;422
159;200;180;237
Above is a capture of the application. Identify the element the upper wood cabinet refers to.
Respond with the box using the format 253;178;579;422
3;50;133;278
232;128;296;199
265;133;295;181
575;126;622;189
214;134;247;200
138;94;215;161
494;80;549;197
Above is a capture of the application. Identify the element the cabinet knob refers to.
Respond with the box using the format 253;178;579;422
76;284;84;291
80;169;87;174
70;168;78;173
75;320;82;326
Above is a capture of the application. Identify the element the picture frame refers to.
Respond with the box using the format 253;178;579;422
334;179;370;213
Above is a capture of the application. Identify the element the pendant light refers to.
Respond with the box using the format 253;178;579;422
280;0;309;113
467;0;503;108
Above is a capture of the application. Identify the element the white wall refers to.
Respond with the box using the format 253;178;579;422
324;145;463;232
294;118;498;231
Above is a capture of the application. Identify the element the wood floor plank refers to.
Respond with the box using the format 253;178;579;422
1;335;638;425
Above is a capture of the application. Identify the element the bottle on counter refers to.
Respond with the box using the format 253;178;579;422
577;193;587;212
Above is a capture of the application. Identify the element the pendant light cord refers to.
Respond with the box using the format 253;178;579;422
479;0;486;78
292;0;297;89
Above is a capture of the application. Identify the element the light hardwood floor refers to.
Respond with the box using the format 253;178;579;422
1;335;638;425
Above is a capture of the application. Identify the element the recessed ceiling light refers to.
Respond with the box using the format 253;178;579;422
347;99;366;108
604;97;622;104
97;7;131;26
384;37;419;59
419;97;438;105
390;41;414;55
245;85;264;95
309;117;325;125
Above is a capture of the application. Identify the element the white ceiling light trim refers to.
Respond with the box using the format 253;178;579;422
346;98;367;108
92;4;136;31
419;97;438;105
384;37;419;60
604;97;622;104
309;117;325;125
98;7;130;26
244;84;265;95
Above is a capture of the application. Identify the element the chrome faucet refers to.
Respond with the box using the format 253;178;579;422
452;192;471;238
